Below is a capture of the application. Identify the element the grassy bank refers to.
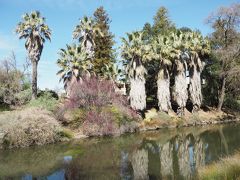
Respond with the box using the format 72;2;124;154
139;108;239;131
198;151;240;180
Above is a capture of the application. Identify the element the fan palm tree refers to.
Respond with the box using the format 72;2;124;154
121;31;151;110
16;11;51;99
57;44;92;94
101;64;121;82
73;16;102;58
170;32;189;116
151;36;172;113
187;32;210;112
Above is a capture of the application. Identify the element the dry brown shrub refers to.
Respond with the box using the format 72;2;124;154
0;107;66;149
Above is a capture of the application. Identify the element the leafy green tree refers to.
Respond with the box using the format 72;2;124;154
16;11;51;99
206;3;240;111
57;44;92;93
92;6;115;78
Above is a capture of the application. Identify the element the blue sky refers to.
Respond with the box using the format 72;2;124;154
0;0;238;90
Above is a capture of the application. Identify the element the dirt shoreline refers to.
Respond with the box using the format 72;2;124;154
139;116;240;132
72;110;240;139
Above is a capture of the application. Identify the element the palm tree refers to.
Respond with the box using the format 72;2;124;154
73;16;102;58
187;32;210;112
101;64;121;82
151;36;172;113
57;44;92;94
169;32;189;116
121;31;150;111
16;11;51;99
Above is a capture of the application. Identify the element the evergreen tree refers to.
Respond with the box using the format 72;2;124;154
152;6;176;36
142;23;153;40
93;6;115;77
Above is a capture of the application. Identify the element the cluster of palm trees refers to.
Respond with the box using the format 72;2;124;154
121;30;210;115
15;11;210;116
57;16;102;93
15;11;116;97
57;16;119;93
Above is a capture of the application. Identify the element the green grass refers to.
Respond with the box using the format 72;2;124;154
26;92;58;112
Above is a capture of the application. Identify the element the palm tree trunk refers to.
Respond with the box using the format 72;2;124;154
157;68;171;113
86;40;94;58
32;60;38;99
193;138;205;169
129;77;146;111
189;65;202;112
217;76;226;111
131;149;149;180
174;71;188;116
159;142;173;177
177;137;191;179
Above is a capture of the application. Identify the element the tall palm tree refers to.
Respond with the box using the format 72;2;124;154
121;31;150;111
186;32;210;112
170;32;189;116
57;44;92;94
152;36;172;113
101;64;121;82
16;11;51;99
73;16;102;58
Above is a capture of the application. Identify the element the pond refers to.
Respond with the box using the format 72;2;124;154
1;123;240;179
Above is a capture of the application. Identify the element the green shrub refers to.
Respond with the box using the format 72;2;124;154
0;104;10;112
106;105;137;126
38;89;59;100
224;96;240;111
65;108;87;128
57;128;74;139
27;92;58;111
14;88;32;105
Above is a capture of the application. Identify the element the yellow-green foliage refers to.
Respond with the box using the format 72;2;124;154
104;105;135;126
27;92;58;112
144;108;172;122
67;108;87;128
58;128;74;139
144;108;158;122
198;151;240;180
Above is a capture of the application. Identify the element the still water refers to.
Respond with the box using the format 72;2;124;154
1;123;240;180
